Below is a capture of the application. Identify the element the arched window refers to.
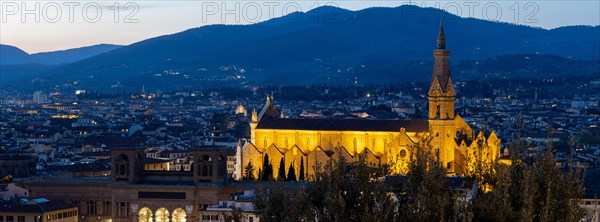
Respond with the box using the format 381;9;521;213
115;154;129;176
119;164;126;175
138;207;153;222
155;208;169;222
198;155;213;177
202;165;208;177
171;208;187;222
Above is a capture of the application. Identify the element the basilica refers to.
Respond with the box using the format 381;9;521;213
239;24;502;179
14;24;504;222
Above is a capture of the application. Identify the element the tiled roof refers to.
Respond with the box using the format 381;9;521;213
256;116;428;132
0;200;77;213
144;157;171;164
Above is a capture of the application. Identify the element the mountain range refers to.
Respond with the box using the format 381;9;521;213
0;44;122;65
1;6;599;89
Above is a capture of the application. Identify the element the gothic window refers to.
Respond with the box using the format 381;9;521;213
318;133;321;145
285;137;288;148
264;136;267;148
353;138;357;151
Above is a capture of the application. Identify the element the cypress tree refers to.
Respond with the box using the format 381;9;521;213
258;168;262;181
299;156;305;181
266;163;273;181
278;158;286;181
261;154;270;181
243;162;255;181
287;163;297;181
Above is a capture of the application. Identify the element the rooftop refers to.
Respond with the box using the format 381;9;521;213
256;116;428;132
0;199;77;213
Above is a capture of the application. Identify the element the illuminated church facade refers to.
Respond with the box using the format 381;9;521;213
239;24;501;179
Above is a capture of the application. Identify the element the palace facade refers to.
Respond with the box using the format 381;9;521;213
239;24;501;179
18;146;253;222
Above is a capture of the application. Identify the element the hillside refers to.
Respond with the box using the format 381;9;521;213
0;44;122;65
3;6;599;89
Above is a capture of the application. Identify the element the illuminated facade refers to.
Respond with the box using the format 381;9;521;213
240;24;501;179
18;146;250;222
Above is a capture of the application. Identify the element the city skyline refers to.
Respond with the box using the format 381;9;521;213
1;0;599;53
1;12;599;221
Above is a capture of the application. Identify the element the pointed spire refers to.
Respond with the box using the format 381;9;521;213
266;94;271;104
251;108;258;122
429;21;455;120
437;20;446;50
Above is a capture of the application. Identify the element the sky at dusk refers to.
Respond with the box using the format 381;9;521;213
1;0;598;53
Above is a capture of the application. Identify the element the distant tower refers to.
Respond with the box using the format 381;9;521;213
32;91;47;104
250;108;258;144
428;21;455;120
428;22;457;172
110;146;145;183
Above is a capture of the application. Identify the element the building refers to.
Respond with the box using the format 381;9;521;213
239;24;502;180
17;146;251;222
0;183;29;201
200;190;259;222
391;101;416;115
0;198;78;222
32;91;47;105
143;157;171;171
581;169;600;222
0;155;36;179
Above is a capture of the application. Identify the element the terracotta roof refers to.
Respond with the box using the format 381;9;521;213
0;200;77;213
144;157;171;164
256;116;428;132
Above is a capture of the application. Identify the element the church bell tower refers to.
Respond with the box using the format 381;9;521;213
428;22;455;120
428;22;457;172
